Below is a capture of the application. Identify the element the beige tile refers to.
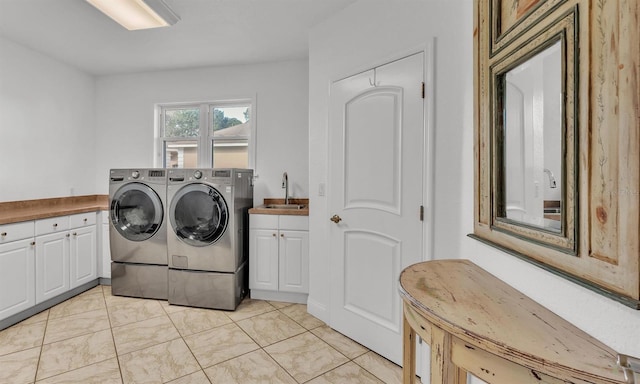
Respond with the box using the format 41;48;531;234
107;298;166;327
279;304;325;330
264;332;349;383
307;362;384;384
36;329;116;381
166;370;211;384
225;298;275;322
112;315;180;355
236;310;305;347
19;309;49;325
83;285;105;296
267;300;295;309
44;308;110;344
102;285;112;296
0;346;40;384
183;323;259;368
168;307;232;337
310;325;368;359
204;349;296;384
0;321;46;356
35;358;122;384
353;351;403;384
119;339;200;384
48;292;106;320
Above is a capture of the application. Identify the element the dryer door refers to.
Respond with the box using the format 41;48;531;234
170;183;229;247
111;183;164;241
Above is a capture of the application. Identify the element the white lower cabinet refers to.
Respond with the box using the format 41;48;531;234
249;214;309;302
35;231;70;304
1;212;100;324
278;230;309;293
70;224;97;289
0;234;35;320
34;213;97;304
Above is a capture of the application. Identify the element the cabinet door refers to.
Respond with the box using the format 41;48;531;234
70;225;97;289
279;230;309;294
249;229;279;291
36;231;70;304
0;239;35;320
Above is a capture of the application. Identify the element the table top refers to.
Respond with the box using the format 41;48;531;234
399;259;627;384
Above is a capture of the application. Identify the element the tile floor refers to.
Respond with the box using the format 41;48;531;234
0;285;407;384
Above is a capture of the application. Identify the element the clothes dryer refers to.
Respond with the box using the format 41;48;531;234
109;169;168;299
166;168;253;310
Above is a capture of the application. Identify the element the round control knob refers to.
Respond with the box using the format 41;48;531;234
193;170;203;179
131;171;140;179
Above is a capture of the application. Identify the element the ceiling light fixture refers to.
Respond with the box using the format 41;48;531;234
86;0;180;31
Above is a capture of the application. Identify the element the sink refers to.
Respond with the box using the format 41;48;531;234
264;204;307;210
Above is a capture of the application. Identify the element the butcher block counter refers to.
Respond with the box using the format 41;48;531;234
398;259;631;384
0;195;109;225
249;198;309;216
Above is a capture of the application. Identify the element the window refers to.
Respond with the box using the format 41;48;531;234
157;101;253;169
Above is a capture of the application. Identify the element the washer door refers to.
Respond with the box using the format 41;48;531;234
111;183;164;241
170;183;229;247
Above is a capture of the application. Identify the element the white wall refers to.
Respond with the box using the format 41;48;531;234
94;60;309;206
308;0;640;377
308;0;472;323
0;36;96;201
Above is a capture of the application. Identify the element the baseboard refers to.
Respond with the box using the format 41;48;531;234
249;289;308;304
306;296;329;324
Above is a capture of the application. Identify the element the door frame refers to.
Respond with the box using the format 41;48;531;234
325;40;436;378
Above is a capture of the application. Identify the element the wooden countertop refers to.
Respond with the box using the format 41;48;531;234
0;195;109;225
249;198;309;216
399;259;627;384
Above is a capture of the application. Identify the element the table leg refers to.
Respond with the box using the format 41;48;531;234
403;314;416;384
431;324;459;384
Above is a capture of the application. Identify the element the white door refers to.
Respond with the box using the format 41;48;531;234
329;53;425;365
249;229;279;291
0;239;35;320
279;230;309;293
36;231;70;304
70;226;97;289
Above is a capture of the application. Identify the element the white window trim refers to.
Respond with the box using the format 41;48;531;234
154;98;256;169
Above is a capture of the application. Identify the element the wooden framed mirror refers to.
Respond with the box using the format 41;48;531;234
472;0;640;308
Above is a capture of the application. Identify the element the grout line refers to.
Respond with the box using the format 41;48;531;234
102;286;125;384
32;310;49;383
16;285;402;384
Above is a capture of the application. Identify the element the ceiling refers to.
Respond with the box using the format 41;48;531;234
0;0;357;76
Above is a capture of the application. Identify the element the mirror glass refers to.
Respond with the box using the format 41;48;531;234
501;40;562;233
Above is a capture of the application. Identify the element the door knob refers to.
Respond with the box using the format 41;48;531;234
330;214;342;224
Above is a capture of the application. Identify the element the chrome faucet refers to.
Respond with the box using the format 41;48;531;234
543;168;557;188
282;172;289;204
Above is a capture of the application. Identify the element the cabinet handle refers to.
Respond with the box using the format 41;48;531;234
83;218;88;222
31;241;35;246
66;234;70;238
53;223;58;227
72;232;77;236
1;232;6;237
272;233;276;237
281;233;284;237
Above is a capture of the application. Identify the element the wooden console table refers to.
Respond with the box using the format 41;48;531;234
398;260;630;384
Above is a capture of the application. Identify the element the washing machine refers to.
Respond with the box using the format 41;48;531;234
109;169;168;300
167;168;253;310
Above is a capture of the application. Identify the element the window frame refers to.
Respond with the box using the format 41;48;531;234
155;98;255;169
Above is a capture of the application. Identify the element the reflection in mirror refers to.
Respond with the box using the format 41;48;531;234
502;40;562;232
